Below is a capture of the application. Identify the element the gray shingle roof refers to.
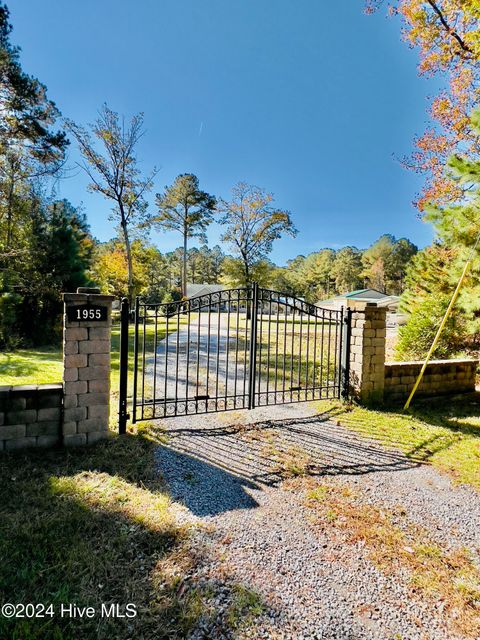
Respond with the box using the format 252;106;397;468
186;283;225;298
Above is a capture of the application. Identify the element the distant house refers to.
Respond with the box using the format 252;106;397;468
185;283;247;312
185;284;226;310
185;283;294;314
186;283;226;299
317;288;400;313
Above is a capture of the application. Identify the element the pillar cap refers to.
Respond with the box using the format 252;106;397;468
77;287;101;294
63;292;115;303
347;300;378;310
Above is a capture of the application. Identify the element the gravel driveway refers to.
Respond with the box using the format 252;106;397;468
144;313;339;419
155;403;480;639
145;313;250;415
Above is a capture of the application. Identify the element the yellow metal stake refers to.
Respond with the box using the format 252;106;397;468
403;258;473;410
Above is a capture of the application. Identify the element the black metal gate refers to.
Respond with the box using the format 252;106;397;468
118;284;351;431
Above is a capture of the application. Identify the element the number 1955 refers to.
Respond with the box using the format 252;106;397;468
76;308;102;320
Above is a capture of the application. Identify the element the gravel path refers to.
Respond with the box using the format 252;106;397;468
154;403;480;639
146;314;249;410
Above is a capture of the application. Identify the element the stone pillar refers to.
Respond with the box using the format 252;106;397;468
62;287;115;446
348;301;386;405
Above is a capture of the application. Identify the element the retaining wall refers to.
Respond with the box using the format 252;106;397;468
384;359;477;403
0;384;63;451
0;288;115;453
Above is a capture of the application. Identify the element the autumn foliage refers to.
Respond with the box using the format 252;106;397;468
366;0;480;210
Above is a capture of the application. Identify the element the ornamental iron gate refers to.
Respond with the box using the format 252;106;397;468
118;284;351;431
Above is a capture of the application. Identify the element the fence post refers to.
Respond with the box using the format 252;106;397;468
62;287;115;445
341;308;352;400
118;297;130;434
247;283;259;409
132;297;140;424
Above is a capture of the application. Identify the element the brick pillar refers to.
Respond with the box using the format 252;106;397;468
348;301;386;405
62;287;115;446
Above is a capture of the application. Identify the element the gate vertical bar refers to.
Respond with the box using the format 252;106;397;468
341;307;352;400
132;296;140;423
248;282;259;409
118;297;130;434
336;308;343;398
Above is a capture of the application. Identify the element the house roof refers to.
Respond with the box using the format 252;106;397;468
186;283;225;298
344;288;388;300
316;289;400;308
316;298;336;306
374;295;400;308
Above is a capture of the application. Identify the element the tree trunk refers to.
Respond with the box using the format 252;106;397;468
244;259;252;319
119;207;133;302
5;173;15;249
243;257;250;286
182;226;188;298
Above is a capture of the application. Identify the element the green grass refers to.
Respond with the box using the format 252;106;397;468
0;318;187;393
229;320;340;392
314;396;480;491
0;432;182;640
0;346;63;386
110;323;160;404
0;430;265;640
226;585;265;629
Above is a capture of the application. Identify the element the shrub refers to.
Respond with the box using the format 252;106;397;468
0;291;23;350
395;294;467;360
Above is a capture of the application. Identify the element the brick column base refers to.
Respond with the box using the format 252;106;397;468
62;288;115;445
348;301;386;405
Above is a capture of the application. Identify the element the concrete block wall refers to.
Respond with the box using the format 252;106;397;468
384;359;477;403
348;301;477;405
0;384;62;451
62;290;115;446
348;301;387;405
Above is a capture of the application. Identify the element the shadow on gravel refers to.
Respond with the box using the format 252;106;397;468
156;445;261;516
157;410;421;494
244;414;420;479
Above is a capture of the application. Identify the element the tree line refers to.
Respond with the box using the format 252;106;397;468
0;3;90;348
90;233;418;307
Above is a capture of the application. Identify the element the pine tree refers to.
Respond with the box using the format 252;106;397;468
0;2;67;163
153;174;216;297
397;109;480;358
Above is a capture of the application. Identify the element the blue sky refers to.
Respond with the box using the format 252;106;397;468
11;0;440;264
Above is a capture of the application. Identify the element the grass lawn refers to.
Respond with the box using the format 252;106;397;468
315;395;480;491
0;429;265;640
0;346;63;386
228;318;341;392
0;318;188;393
